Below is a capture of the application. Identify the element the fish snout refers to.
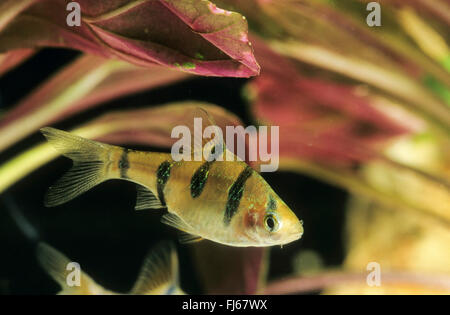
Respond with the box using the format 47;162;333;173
288;219;304;242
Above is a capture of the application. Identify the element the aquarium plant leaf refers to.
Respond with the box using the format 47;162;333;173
192;242;267;294
58;62;190;119
269;40;450;132
225;0;450;129
0;0;38;32
0;0;260;77
0;48;35;77
264;269;450;294
247;38;411;167
398;7;450;72
247;40;450;227
0;54;189;152
320;194;450;294
383;0;450;27
277;158;450;230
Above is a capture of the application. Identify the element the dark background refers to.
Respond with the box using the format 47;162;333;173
0;49;347;294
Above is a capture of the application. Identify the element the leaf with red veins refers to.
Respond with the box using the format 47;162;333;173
0;0;259;77
161;0;259;75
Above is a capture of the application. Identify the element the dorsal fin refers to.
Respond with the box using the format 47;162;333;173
173;107;231;163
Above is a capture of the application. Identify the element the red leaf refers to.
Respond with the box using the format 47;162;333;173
0;48;35;76
60;63;190;118
0;0;38;32
0;0;259;77
248;38;411;167
192;242;266;294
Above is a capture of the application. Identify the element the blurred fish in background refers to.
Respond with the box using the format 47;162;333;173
37;241;184;295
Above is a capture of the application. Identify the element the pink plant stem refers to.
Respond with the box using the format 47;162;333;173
264;271;450;294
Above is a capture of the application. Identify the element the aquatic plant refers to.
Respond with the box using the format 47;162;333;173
0;0;449;294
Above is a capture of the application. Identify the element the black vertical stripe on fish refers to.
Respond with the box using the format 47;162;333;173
118;149;130;179
267;195;277;211
224;166;253;225
156;161;172;206
190;161;213;198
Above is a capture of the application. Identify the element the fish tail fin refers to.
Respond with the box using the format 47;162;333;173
130;242;183;295
41;127;116;207
36;242;98;295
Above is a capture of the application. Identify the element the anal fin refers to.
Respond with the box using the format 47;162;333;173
161;213;203;244
179;233;203;244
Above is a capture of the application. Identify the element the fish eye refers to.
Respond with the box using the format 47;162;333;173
264;213;279;233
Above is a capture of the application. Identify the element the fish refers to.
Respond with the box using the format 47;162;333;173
40;111;303;247
37;241;184;295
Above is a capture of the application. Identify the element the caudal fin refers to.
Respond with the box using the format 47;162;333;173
41;127;115;207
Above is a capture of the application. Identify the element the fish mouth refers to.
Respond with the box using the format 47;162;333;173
289;231;303;242
286;223;304;243
278;230;303;245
